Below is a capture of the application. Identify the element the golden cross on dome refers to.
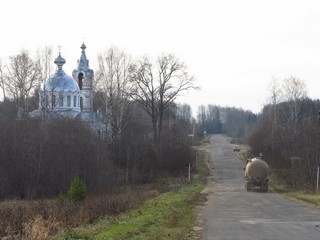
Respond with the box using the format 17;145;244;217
58;45;62;55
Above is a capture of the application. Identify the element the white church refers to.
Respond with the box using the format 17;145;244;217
30;43;105;134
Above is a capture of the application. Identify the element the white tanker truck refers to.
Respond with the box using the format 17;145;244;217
245;157;269;192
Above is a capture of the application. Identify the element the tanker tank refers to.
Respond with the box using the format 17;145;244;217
245;157;269;192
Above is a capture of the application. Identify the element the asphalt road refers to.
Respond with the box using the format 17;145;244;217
202;134;320;240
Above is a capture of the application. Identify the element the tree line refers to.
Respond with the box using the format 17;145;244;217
0;46;196;199
197;104;257;140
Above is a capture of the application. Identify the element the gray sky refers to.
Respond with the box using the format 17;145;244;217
1;0;320;114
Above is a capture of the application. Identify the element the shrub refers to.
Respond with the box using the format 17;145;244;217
162;144;195;175
57;192;66;206
67;176;87;203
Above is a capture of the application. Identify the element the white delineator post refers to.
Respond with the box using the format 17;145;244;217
317;165;319;192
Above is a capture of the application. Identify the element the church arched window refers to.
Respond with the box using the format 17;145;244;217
52;95;56;107
78;73;83;90
45;94;49;107
80;97;83;110
74;96;77;107
59;95;63;107
67;95;71;107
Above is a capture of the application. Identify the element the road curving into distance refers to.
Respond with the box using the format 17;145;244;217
202;134;320;240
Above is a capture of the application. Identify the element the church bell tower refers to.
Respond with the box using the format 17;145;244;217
72;43;94;113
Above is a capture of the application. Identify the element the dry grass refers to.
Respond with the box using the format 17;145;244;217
24;215;61;240
0;190;160;239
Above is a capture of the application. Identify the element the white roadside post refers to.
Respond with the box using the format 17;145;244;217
186;163;192;182
317;165;319;192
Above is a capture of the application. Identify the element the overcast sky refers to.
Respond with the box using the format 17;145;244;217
1;0;320;114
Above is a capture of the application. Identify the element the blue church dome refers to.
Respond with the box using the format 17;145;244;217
44;70;80;92
44;53;80;93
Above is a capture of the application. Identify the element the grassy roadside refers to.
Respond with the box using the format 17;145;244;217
56;149;209;240
270;180;320;207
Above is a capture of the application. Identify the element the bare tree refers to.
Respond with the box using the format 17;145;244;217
268;77;283;163
96;47;134;164
174;103;193;143
36;46;54;89
96;47;133;132
38;73;61;119
177;103;192;124
197;105;206;125
157;54;197;144
131;54;197;148
130;57;158;143
282;77;307;101
282;77;307;124
33;47;54;186
282;77;308;139
5;50;41;111
269;77;283;108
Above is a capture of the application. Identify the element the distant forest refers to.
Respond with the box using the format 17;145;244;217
196;105;257;140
